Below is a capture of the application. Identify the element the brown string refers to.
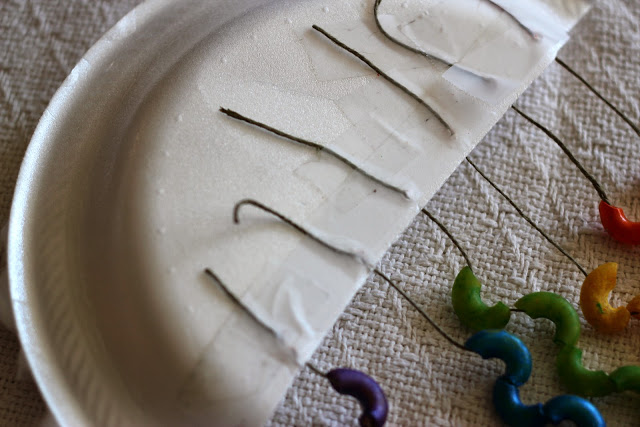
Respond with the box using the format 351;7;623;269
233;198;469;351
204;267;329;377
555;58;640;139
311;24;454;136
220;108;412;199
372;1;587;277
512;105;610;205
466;157;588;277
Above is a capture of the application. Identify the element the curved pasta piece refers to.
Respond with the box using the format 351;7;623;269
492;378;546;427
327;369;388;427
609;365;640;393
556;346;616;397
557;346;640;396
599;200;640;245
466;330;544;426
452;267;511;331
515;291;640;397
514;292;580;347
465;330;606;426
543;395;605;427
580;263;630;334
465;329;531;386
626;295;640;320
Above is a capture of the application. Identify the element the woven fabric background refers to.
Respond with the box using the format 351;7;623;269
2;1;639;426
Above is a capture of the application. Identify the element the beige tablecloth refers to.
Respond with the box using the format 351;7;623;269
2;1;640;426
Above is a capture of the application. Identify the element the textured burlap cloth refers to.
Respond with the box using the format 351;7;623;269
2;1;640;425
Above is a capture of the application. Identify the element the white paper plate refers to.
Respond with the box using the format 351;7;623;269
7;0;589;425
